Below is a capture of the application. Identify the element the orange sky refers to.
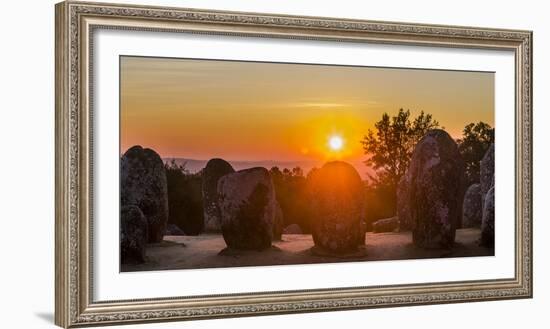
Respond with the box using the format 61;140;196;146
120;56;494;164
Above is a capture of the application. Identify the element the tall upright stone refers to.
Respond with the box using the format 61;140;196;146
480;144;495;210
396;174;412;231
202;158;235;232
308;161;366;254
217;167;276;250
283;224;303;234
407;130;465;249
372;216;400;233
120;205;148;264
272;202;284;241
121;145;169;243
481;186;495;248
462;183;482;228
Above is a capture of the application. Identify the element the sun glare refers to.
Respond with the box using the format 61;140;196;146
328;135;344;151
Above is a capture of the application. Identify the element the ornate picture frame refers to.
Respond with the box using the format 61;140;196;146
55;1;532;327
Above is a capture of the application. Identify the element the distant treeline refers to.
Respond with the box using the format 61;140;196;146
165;108;494;234
164;160;204;235
165;159;318;234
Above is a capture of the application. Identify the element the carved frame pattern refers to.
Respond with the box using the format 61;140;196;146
55;1;532;327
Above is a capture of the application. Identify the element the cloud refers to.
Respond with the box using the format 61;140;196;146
286;100;380;109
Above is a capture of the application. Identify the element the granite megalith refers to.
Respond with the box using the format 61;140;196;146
462;183;482;228
308;161;366;254
121;145;169;243
120;205;148;264
217;167;276;250
373;216;400;233
396;174;412;231
272;202;284;241
407;130;465;249
202;158;235;232
283;223;303;234
480;144;495;210
481;186;495;248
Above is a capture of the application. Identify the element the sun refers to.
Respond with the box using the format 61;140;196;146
328;135;344;151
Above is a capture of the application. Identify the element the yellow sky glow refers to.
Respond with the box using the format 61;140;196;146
120;56;494;165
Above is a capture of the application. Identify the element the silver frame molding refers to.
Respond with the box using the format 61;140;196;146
55;1;533;327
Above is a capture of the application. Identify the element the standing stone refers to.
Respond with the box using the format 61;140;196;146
358;219;367;245
202;159;235;232
308;161;366;254
120;205;148;264
164;224;185;236
407;129;465;249
481;186;495;247
373;216;400;233
462;183;482;228
283;224;303;234
272;202;284;241
396;174;412;231
121;145;169;243
480;144;495;210
217;167;276;250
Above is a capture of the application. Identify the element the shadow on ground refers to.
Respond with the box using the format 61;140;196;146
34;312;54;324
122;228;494;272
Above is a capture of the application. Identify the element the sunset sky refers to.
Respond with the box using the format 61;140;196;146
120;56;494;168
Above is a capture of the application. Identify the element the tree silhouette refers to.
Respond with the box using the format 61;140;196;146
361;108;441;189
457;122;494;185
269;166;313;233
164;160;204;235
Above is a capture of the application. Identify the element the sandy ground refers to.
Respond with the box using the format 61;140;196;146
122;228;494;272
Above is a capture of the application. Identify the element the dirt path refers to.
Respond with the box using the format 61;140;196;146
122;228;494;272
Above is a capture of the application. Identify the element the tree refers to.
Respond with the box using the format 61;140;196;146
269;166;313;233
164;160;204;235
364;181;396;230
361;108;441;189
457;122;494;185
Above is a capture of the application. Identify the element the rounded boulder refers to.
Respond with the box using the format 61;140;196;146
283;224;303;235
120;205;148;264
373;216;400;233
272;202;284;241
217;167;276;250
121;145;169;243
396;174;412;231
308;161;366;254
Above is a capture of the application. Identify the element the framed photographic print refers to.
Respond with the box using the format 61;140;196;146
55;1;533;327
